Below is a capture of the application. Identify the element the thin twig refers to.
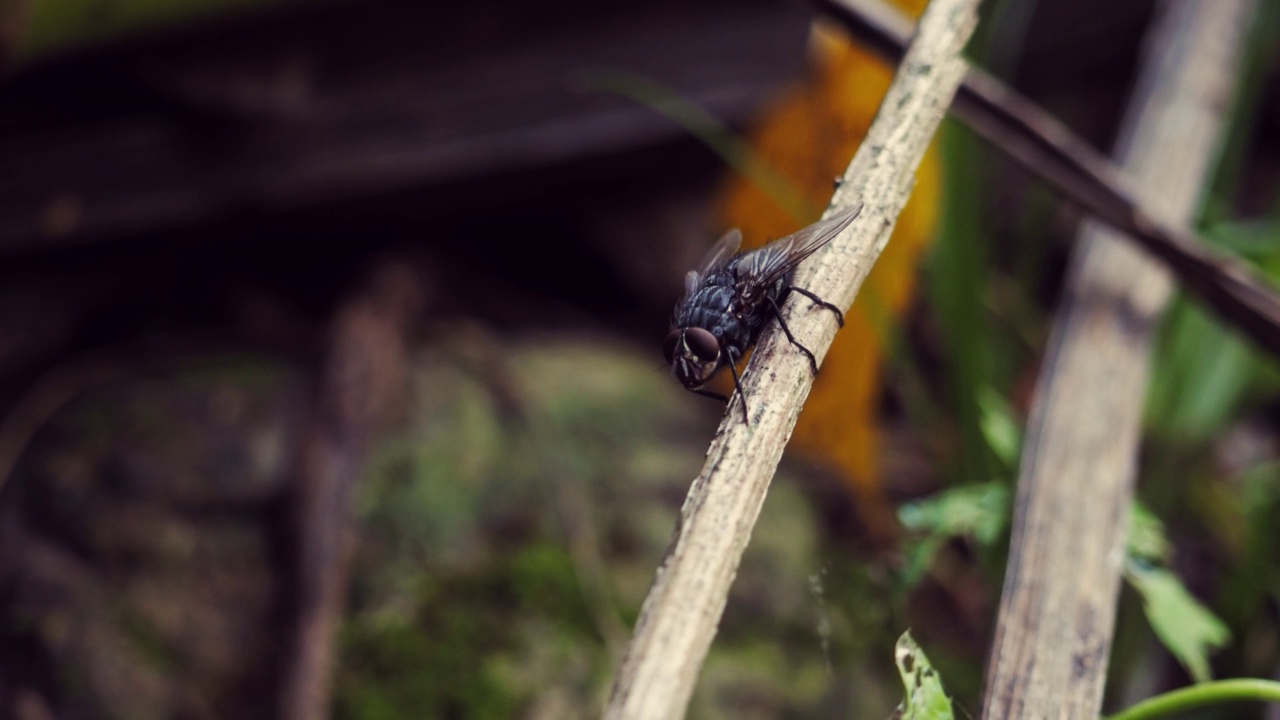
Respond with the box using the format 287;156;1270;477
601;0;981;717
281;261;426;720
804;0;1280;357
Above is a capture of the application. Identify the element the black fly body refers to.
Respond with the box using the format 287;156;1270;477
664;203;863;423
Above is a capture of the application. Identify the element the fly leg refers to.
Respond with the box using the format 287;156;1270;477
692;360;749;424
724;351;749;424
767;296;820;376
786;286;845;327
692;388;729;406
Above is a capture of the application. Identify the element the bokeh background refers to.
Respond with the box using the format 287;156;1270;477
1;0;1279;717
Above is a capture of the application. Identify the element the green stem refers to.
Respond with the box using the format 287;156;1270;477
1105;679;1280;720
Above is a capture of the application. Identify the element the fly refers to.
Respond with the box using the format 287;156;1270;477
664;203;862;423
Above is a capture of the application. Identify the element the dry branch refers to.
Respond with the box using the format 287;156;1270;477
981;2;1256;717
281;261;425;720
601;0;980;717
805;0;1280;358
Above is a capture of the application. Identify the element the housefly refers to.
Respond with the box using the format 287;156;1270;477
664;203;862;423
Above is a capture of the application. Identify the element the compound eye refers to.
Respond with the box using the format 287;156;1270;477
684;327;720;362
662;330;681;364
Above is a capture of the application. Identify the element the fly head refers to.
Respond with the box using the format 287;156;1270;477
663;327;722;389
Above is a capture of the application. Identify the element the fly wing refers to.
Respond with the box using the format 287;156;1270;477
697;227;743;277
735;203;863;293
679;227;743;302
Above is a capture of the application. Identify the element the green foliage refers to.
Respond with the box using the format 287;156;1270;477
335;537;613;720
927;123;999;486
898;475;1231;688
898;481;1009;585
976;386;1022;472
1227;462;1280;609
890;632;954;720
898;482;1010;544
336;610;521;720
1124;503;1172;565
1145;0;1280;442
1145;225;1280;441
1124;561;1231;684
339;341;917;718
336;344;682;718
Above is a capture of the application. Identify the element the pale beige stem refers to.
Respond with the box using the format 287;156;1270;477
981;2;1257;718
601;0;981;717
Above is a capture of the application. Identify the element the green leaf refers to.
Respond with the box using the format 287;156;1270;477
928;122;997;486
1124;561;1231;683
890;632;954;720
898;482;1010;585
900;535;948;587
1145;221;1280;441
898;481;1009;545
976;385;1022;471
1147;297;1260;438
897;482;1171;597
1126;503;1172;564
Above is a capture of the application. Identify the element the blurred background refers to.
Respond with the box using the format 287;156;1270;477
0;0;1279;717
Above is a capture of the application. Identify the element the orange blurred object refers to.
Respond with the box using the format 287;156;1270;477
717;3;941;541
